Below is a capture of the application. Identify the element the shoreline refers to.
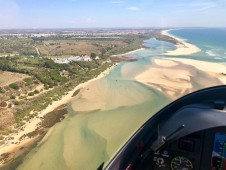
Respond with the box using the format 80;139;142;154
162;30;201;56
110;48;145;58
0;64;116;166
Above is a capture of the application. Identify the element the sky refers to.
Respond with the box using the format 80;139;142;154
0;0;226;29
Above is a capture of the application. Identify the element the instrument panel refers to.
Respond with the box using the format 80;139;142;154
150;133;202;170
211;133;226;170
139;128;226;170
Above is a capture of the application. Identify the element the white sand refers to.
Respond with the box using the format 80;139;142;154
169;58;226;84
162;30;201;56
135;58;226;99
0;65;116;160
135;65;192;98
154;58;179;67
111;48;145;57
169;58;226;75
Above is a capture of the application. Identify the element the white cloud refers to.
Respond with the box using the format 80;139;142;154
111;0;124;4
127;7;140;11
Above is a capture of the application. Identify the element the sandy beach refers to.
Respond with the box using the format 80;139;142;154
0;65;116;166
135;58;226;99
162;30;201;56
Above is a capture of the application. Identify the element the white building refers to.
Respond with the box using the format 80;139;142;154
52;55;92;64
82;55;92;61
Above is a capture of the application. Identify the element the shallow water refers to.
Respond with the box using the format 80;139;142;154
17;55;171;170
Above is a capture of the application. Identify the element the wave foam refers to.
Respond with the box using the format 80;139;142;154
206;50;217;56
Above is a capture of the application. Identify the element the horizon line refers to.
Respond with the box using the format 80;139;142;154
0;26;226;30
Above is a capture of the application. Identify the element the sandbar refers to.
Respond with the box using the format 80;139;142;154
135;58;226;99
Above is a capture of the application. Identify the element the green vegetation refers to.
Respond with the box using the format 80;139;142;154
0;101;7;107
10;95;16;99
0;87;4;93
0;57;69;87
23;77;34;86
9;83;19;90
14;101;19;105
28;92;34;96
34;90;39;94
41;107;68;128
98;34;151;59
0;31;173;60
149;30;181;45
0;55;112;124
28;90;39;96
6;33;151;58
90;53;97;59
0;38;37;56
72;89;80;97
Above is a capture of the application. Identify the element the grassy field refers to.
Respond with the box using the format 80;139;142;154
35;34;150;58
0;39;37;56
37;39;125;56
0;71;30;87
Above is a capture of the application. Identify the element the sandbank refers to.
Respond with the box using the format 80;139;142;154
168;58;226;84
162;30;201;56
135;58;226;99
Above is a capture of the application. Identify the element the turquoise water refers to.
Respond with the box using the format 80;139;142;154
16;29;226;170
169;28;226;63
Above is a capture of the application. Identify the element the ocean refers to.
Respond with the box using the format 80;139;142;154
169;28;226;63
16;28;226;170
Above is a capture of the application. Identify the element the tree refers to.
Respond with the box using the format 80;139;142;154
90;53;96;59
0;101;7;107
9;83;19;90
0;87;4;93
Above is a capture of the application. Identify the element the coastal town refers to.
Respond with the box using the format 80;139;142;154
0;29;155;39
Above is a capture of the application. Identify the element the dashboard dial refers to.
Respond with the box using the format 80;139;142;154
171;156;193;170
